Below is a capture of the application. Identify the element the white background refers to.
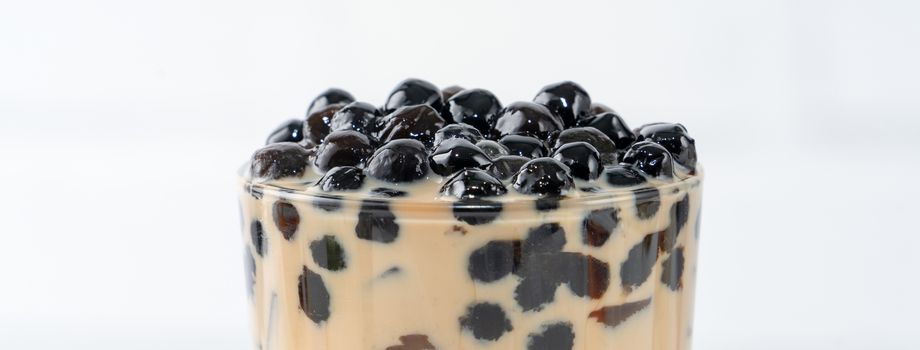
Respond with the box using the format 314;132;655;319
2;0;919;349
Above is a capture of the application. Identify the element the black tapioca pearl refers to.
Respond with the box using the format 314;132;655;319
440;169;507;199
500;134;549;158
314;131;375;172
250;220;266;256
369;187;408;198
272;200;300;240
577;112;636;151
297;266;331;324
551;141;601;180
468;240;522;283
384;78;444;114
589;298;652;328
304;104;344;145
442;85;465;101
266;119;305;144
429;139;493;176
523;223;566;254
621;141;675;180
307;88;355;115
661;247;685;291
244;249;256;297
514;271;563;312
453;198;502;225
535;196;562;211
533;81;591;128
459;302;513;341
658;195;691;253
355;200;399;243
658;226;678;255
433;123;485;146
250;143;312;180
633;187;661;219
493;102;563;139
582;207;619;247
511;158;574;196
365;139;431;183
312;194;343;212
673;194;690;231
310;235;347;272
527;322;575;350
620;233;660;290
385;334;436;350
635;122;697;170
589;102;615;115
316;166;365;192
477;140;510;158
604;165;647;187
377;104;445;147
562;253;610;299
580;186;600;193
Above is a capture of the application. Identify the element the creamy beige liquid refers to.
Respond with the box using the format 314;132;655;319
239;169;702;350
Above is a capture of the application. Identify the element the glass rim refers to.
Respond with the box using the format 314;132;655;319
238;163;703;211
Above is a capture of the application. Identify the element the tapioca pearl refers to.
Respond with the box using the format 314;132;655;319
582;207;619;247
316;166;365;191
488;155;529;181
604;165;647;187
523;223;566;254
244;249;256;297
304;104;344;145
312;194;343;212
561;254;610;299
297;266;331;324
535;196;562;211
661;247;685;291
580;186;600;193
468;240;521;283
514;272;563;312
633;187;661;219
673;194;690;231
369;187;408;198
620;233;660;290
307;88;355;116
588;298;652;328
476;140;510;158
250;220;266;256
459;302;513;342
514;250;608;310
527;322;575;350
453;198;502;225
441;85;465;101
658;225;680;254
355;200;399;243
310;235;347;272
385;334;436;350
250;143;313;180
272;200;300;240
658;195;690;253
